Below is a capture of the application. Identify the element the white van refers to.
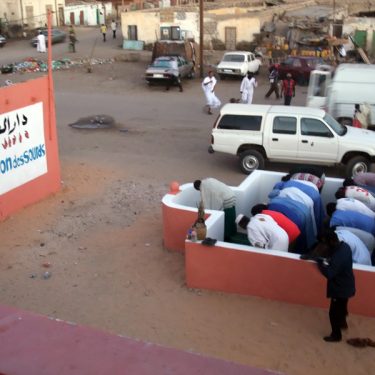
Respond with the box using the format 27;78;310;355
307;64;375;126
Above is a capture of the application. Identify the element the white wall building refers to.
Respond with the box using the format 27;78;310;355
0;0;66;29
64;1;113;26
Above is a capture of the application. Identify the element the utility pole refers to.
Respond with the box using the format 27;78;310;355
199;0;203;78
332;0;335;36
19;0;24;29
54;0;59;26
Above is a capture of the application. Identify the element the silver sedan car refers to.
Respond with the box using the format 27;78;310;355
145;56;195;85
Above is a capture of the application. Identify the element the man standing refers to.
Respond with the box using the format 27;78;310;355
69;25;77;53
240;71;258;104
281;73;296;105
314;230;356;342
265;64;280;99
111;20;117;39
36;31;46;53
100;24;107;42
165;58;183;93
202;71;221;115
194;178;236;241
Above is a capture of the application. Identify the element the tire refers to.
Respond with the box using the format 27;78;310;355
187;69;195;79
345;156;370;177
297;75;306;86
239;150;265;174
219;74;225;80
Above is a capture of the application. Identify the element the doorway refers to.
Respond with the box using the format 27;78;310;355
225;27;236;50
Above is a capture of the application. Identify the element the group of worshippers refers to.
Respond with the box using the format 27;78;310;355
193;172;375;342
194;171;375;268
235;166;326;255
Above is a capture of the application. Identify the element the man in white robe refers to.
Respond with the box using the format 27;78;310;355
202;71;221;115
240;71;258;104
37;31;46;53
236;214;289;252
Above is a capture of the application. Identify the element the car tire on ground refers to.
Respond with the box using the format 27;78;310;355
345;155;370;177
219;74;225;80
297;76;307;86
239;150;265;174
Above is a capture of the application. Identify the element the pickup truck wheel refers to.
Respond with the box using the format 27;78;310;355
239;150;265;174
346;156;370;177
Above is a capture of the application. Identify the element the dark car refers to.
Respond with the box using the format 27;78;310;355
31;29;67;47
0;35;6;47
145;55;194;85
278;56;324;85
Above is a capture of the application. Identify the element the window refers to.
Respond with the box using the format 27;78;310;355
223;54;245;62
217;115;262;131
273;117;297;134
301;118;333;137
292;59;302;67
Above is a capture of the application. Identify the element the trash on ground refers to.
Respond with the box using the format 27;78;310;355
69;115;115;129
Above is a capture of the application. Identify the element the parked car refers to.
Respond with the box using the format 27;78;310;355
31;29;67;47
0;35;6;47
208;103;375;177
278;56;324;85
217;51;261;79
145;55;194;85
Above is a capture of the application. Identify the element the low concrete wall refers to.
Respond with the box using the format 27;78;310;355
162;170;375;317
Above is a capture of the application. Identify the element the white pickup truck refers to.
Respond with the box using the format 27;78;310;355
216;51;261;79
208;104;375;177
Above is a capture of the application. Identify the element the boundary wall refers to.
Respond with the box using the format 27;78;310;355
0;77;60;220
162;170;375;317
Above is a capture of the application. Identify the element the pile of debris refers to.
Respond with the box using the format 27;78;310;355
0;57;115;75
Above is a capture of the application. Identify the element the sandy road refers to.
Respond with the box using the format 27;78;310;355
0;29;373;375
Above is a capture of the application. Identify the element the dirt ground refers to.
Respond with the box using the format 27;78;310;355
0;30;374;375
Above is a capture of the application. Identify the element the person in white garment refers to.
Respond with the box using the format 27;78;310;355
240;71;258;104
194;178;236;241
335;186;375;211
335;228;372;266
36;31;46;53
327;198;375;219
202;71;221;115
236;213;289;252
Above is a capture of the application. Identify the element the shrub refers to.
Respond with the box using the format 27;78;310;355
211;38;225;50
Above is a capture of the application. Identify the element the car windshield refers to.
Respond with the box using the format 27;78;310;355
222;54;244;62
306;58;322;68
152;60;172;68
324;113;347;136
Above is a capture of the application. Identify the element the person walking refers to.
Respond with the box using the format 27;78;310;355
36;31;46;53
202;71;221;115
281;73;296;105
165;58;183;92
265;63;280;99
240;71;258;104
111;20;117;39
69;25;77;53
100;24;107;42
311;230;356;342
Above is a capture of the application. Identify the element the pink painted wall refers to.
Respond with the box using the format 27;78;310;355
185;242;375;317
0;77;61;220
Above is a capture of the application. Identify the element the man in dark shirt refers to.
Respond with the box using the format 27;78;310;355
315;230;356;342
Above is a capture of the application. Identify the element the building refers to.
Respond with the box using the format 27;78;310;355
64;1;113;26
0;0;66;30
